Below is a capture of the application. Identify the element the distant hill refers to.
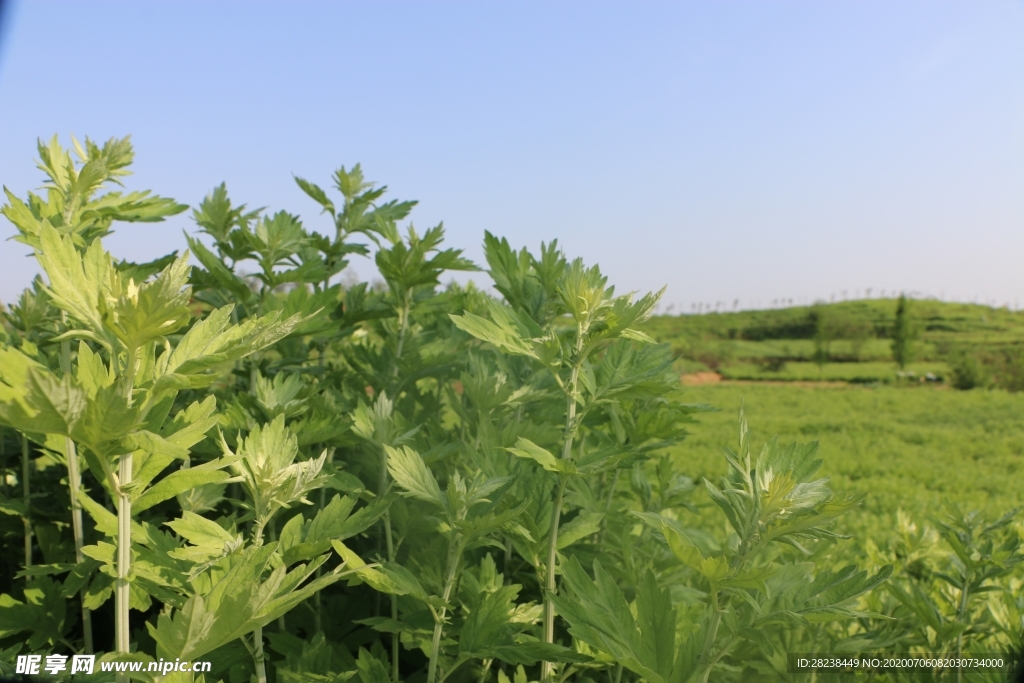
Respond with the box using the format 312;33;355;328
639;299;1024;384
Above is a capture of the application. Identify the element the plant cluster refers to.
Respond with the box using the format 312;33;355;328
892;295;918;371
0;136;1015;683
946;345;1024;392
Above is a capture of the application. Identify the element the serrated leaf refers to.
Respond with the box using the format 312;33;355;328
507;438;575;475
355;647;390;683
556;512;603;550
386;445;445;508
135;468;233;513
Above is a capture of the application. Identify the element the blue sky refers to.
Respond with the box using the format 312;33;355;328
0;1;1021;312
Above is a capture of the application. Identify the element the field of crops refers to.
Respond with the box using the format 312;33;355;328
0;137;1021;683
671;382;1024;519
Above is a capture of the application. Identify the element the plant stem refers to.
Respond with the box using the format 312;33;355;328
381;289;412;683
115;348;137;683
541;326;585;683
312;342;330;634
65;435;92;651
252;521;269;683
477;658;493;683
268;520;287;632
21;433;31;572
427;536;463;683
115;450;132;683
955;571;970;683
377;446;400;682
386;508;399;682
695;590;723;683
541;476;567;649
59;328;93;653
391;290;412;384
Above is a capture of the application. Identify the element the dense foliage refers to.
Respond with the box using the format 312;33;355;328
0;137;1020;682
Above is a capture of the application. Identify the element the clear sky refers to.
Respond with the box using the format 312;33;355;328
0;1;1021;312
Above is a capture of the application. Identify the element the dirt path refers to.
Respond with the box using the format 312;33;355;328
679;372;722;386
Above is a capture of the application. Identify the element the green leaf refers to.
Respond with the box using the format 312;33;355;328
592;339;674;402
294;176;336;217
72;383;137;454
108;251;193;350
0;578;67;649
148;593;215;661
331;540;426;599
134;468;232;513
551;557;671;683
170;308;308;376
556;512;603;550
635;568;677;681
507;438;576;475
459;584;519;654
449;299;539;359
184;234;254;304
355;647;390;683
35;225;111;339
385;445;445;508
166;512;236;548
283;494;391;564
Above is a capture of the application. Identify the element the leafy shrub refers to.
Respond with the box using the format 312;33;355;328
757;356;787;373
947;345;1024;392
0;136;1019;683
994;346;1024;393
891;295;918;370
948;349;988;390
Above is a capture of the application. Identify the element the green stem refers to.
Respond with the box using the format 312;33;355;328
115;451;132;683
542;476;567;646
378;446;400;682
60;327;93;653
312;345;330;634
541;326;585;683
268;520;286;633
252;622;268;680
115;348;137;683
556;667;579;683
65;434;92;652
955;573;970;683
391;290;412;384
477;658;493;683
427;536;464;683
695;590;723;683
313;494;325;633
380;290;411;683
21;433;31;572
252;521;269;683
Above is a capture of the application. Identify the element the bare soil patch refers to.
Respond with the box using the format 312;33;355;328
680;371;722;386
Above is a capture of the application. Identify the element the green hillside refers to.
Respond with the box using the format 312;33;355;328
640;298;1024;385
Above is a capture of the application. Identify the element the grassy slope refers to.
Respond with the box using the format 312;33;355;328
641;298;1024;383
669;383;1024;526
645;299;1024;350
